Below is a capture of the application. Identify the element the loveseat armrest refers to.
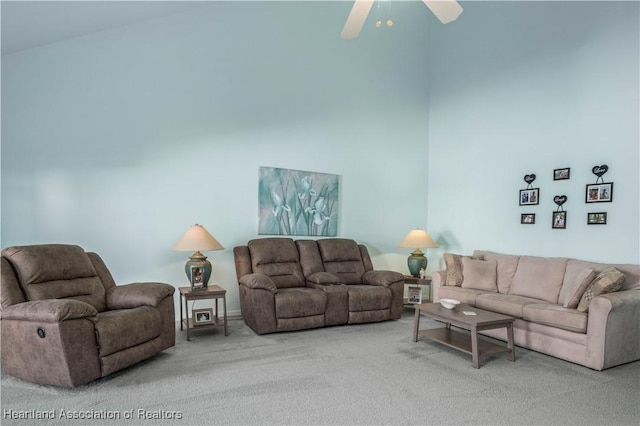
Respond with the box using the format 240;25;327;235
239;273;278;293
586;289;640;370
106;282;175;310
0;299;97;322
306;272;341;286
431;270;446;302
362;270;404;287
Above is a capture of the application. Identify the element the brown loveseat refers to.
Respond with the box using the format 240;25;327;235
1;244;176;387
233;238;404;334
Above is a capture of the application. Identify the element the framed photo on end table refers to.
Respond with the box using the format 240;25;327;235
193;308;214;326
407;287;423;304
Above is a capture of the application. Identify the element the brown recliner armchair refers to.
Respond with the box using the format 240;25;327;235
1;244;175;387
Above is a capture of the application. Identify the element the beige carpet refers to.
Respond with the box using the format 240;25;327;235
2;309;639;425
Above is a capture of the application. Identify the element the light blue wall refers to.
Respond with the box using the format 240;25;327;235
1;2;431;315
427;1;640;267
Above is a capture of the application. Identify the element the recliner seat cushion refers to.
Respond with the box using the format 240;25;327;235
275;288;326;318
346;285;391;312
95;307;161;357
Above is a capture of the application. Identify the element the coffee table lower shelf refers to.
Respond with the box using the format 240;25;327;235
417;327;513;359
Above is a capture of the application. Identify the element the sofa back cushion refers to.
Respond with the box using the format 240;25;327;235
508;256;568;304
563;259;640;292
473;250;520;294
317;239;365;284
1;244;107;311
248;238;305;289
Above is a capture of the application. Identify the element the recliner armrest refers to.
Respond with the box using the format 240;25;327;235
0;299;97;322
362;270;404;287
239;273;278;293
106;282;175;310
306;272;341;286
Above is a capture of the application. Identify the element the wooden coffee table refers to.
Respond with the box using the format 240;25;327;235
413;302;515;368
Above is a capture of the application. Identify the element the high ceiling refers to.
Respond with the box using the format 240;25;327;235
1;1;209;55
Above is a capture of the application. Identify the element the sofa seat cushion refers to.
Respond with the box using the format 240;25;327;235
438;286;488;306
508;256;568;304
275;288;326;319
95;307;161;357
346;285;391;312
522;304;587;333
476;293;543;318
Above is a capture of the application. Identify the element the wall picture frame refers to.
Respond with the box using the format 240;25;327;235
521;213;535;224
587;212;607;225
585;182;613;203
193;308;214;326
190;266;204;291
407;287;422;304
552;211;567;229
519;188;539;206
553;168;570;180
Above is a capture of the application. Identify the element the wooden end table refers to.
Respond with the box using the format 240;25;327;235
413;302;515;368
179;285;228;341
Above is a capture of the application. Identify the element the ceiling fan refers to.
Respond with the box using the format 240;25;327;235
341;0;463;39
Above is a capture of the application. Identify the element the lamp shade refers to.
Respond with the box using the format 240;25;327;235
398;228;438;249
173;224;224;252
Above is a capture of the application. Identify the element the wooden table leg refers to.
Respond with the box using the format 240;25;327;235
179;293;184;331
507;322;515;362
471;325;480;368
184;295;190;342
413;307;420;342
223;294;228;336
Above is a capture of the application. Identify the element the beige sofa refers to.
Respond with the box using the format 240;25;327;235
432;250;640;371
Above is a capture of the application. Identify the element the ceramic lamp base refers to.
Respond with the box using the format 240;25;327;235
407;253;428;278
185;251;212;290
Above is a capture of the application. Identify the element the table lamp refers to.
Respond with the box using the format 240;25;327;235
399;228;438;277
174;224;224;290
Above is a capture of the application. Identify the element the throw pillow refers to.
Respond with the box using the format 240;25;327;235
461;258;498;291
443;253;482;286
562;268;596;309
577;267;625;313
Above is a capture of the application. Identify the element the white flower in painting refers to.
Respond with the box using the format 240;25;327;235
297;176;317;200
271;191;291;217
305;197;330;225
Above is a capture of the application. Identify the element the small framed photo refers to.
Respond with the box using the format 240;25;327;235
587;212;607;225
407;287;422;304
521;213;536;224
191;266;204;290
519;188;539;206
193;308;214;326
585;182;613;203
553;168;570;180
552;211;567;229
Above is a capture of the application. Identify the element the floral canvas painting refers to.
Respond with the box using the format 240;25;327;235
258;167;339;236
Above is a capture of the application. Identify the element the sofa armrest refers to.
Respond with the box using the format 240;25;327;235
362;270;404;287
106;282;175;310
586;289;640;370
0;299;97;323
306;272;341;286
431;270;446;302
239;273;278;293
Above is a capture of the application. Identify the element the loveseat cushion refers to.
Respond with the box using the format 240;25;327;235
461;258;497;291
346;285;391;312
275;288;326;318
248;238;305;289
508;256;568;304
317;239;365;284
95;306;161;357
522;304;588;333
473;251;520;294
476;293;543;318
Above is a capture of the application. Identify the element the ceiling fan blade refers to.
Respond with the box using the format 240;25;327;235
341;0;375;40
422;0;463;24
